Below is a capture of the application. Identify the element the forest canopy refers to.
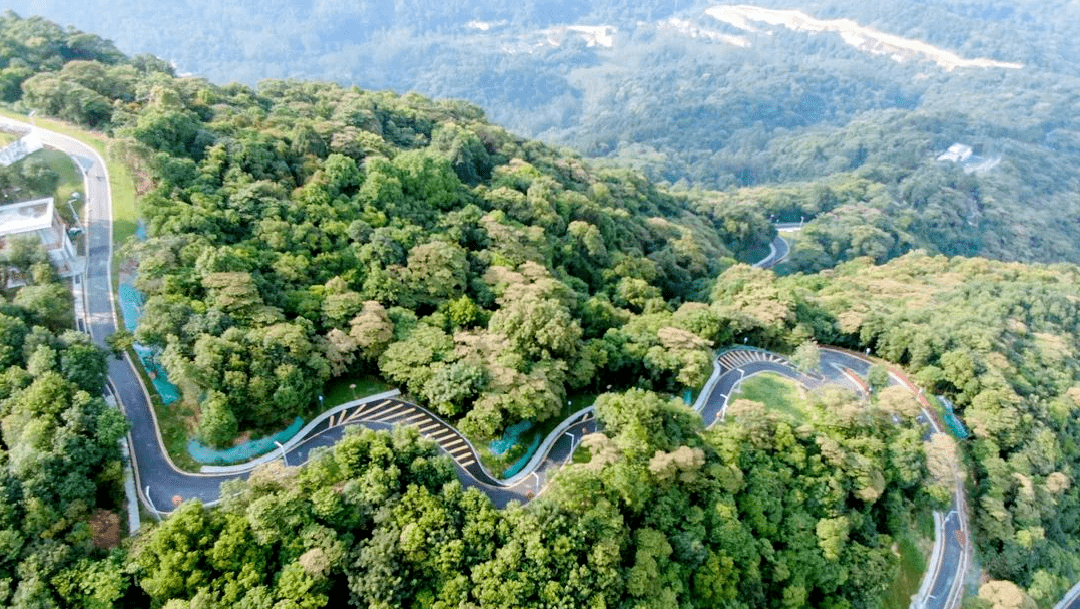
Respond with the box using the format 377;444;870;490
2;9;1080;609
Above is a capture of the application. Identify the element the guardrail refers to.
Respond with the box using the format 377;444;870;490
1053;580;1080;609
200;389;401;474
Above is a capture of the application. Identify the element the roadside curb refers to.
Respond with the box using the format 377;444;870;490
912;511;947;609
691;356;724;412
1053;580;1080;609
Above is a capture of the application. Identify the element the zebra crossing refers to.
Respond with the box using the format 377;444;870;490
325;399;480;468
716;348;788;372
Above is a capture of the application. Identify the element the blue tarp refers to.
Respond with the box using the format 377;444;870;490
187;417;305;465
117;283;141;333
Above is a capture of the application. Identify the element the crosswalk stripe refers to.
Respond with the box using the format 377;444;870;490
400;411;428;423
457;458;476;467
429;428;457;441
343;406;373;423
371;402;410;421
353;400;395;421
416;419;441;431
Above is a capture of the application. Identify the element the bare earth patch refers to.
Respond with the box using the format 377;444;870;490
89;510;121;549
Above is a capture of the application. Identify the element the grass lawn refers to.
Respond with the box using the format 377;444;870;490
883;528;929;609
21;147;84;221
730;372;809;422
322;375;395;409
572;443;592;464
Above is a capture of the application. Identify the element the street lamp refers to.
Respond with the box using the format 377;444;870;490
349;383;357;400
274;440;288;467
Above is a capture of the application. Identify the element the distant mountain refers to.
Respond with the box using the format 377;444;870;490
4;1;1080;269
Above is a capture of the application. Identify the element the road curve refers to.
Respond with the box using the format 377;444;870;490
817;348;971;609
2;117;1017;609
752;234;790;268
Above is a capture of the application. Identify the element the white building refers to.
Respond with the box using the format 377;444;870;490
0;197;82;278
937;143;973;163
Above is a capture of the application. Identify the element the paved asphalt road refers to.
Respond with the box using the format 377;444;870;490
753;234;791;269
8;117;1054;609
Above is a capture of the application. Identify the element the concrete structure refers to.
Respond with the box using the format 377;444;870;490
0;132;42;167
0;197;83;279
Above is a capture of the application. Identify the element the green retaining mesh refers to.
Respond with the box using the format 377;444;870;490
187;417;305;465
490;420;532;455
118;281;181;405
502;433;542;479
936;395;970;439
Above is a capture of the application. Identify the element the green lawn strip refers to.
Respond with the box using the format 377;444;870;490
916;507;935;538
730;372;808;422
923;393;945;417
38;147;82;200
883;526;930;609
572;444;592;464
137;503;159;526
153;399;199;472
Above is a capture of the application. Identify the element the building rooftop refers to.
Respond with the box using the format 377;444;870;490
0;197;55;236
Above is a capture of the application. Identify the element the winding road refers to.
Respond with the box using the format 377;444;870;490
0;116;1014;609
752;234;790;268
